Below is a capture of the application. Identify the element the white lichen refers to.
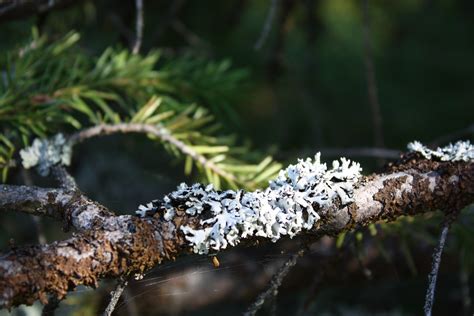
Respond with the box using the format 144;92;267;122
56;247;94;262
137;154;362;254
407;140;474;162
19;134;72;176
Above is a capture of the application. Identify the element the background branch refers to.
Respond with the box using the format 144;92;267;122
132;0;144;54
244;249;305;315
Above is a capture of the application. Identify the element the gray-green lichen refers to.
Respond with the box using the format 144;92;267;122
20;134;72;176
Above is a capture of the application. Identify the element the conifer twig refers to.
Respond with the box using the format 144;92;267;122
244;250;305;316
103;278;128;316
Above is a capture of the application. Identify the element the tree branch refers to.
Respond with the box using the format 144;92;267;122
0;185;113;231
0;153;472;308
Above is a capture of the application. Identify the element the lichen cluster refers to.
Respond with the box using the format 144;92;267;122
408;140;473;162
19;134;72;176
137;154;362;254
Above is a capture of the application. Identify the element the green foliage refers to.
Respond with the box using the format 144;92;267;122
0;30;280;189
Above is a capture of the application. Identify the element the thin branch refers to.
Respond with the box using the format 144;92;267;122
254;0;279;50
244;250;305;315
423;219;451;316
132;0;144;54
103;278;128;316
0;184;114;231
361;0;384;148
69;123;239;185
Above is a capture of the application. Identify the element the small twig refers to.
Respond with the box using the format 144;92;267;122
244;249;305;316
51;165;77;191
132;0;144;54
423;217;453;316
361;0;384;149
103;278;128;316
254;0;279;50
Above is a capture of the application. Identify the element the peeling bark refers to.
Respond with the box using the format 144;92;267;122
0;158;472;308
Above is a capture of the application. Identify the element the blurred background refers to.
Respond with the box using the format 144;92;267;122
0;0;473;315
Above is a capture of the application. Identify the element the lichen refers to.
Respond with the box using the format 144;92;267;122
137;154;362;254
20;134;72;176
407;140;473;162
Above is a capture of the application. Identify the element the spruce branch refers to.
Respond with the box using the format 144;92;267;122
0;31;270;188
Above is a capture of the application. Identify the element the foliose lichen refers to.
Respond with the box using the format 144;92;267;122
407;140;473;162
20;134;72;176
137;154;362;254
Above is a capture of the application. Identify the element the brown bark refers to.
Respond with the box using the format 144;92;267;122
0;156;472;309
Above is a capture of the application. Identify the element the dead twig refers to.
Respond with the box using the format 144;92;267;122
244;249;305;315
103;278;128;316
254;0;279;50
423;214;457;316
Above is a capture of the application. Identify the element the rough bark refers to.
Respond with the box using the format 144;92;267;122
0;156;472;309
